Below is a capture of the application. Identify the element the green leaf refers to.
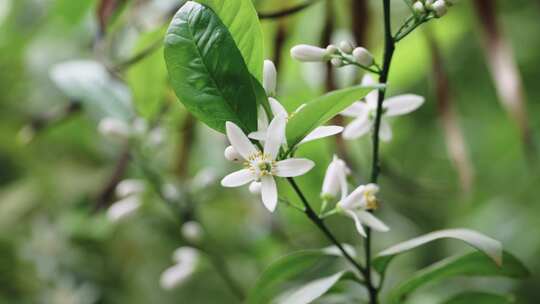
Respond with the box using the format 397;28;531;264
373;229;502;275
441;292;515;304
286;85;379;148
246;248;352;304
49;60;133;121
277;271;348;304
164;1;258;133
127;27;168;118
387;251;529;304
194;0;264;81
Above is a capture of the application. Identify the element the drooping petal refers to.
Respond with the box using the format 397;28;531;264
269;97;289;118
345;210;367;237
221;169;256;187
384;94;425;116
260;175;278;212
225;121;258;160
248;130;266;141
263;60;277;97
379;119;393;142
299;126;343;145
264;116;286;160
343;114;372;140
361;74;379;109
355;210;389;232
257;105;269;132
274;158;315;177
341;102;368;117
338;185;366;210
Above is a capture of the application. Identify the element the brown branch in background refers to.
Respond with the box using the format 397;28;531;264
272;20;288;72
18;101;82;144
427;31;474;194
473;0;534;157
95;142;131;210
175;114;196;179
258;0;321;19
96;0;128;38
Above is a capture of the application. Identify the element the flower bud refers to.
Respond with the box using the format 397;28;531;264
116;179;145;198
181;221;204;242
326;44;339;55
106;196;140;222
98;117;130;139
290;44;329;62
412;1;425;14
352;47;374;67
224;145;242;162
321;155;350;201
424;0;434;9
249;181;262;194
339;41;354;54
263;60;277;97
331;58;344;67
432;0;447;17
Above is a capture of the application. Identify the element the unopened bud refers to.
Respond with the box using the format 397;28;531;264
412;1;425;14
98;117;130;139
432;0;447;17
263;60;277;97
290;44;329;62
107;196;140;222
249;181;262;194
331;58;344;67
181;221;204;242
326;44;339;55
339;41;354;54
224;145;242;162
116;179;145;198
424;0;434;9
352;47;374;67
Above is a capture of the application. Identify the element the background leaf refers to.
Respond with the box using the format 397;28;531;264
441;291;514;304
374;229;502;275
277;271;348;304
286;85;377;148
387;251;529;304
164;1;258;133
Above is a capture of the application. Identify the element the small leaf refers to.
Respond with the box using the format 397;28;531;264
277;271;348;304
374;229;502;275
286;85;380;148
164;1;259;133
195;0;264;81
246;248;351;304
49;60;133;121
387;251;529;304
441;291;514;304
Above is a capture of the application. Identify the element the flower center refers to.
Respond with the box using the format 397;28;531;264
364;191;378;210
245;151;276;177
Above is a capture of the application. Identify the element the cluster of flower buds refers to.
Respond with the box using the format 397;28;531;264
413;0;456;18
106;179;145;222
291;42;374;69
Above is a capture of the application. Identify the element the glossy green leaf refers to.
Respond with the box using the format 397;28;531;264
387;251;529;304
246;248;352;304
127;27;167;118
164;1;258;133
373;229;502;275
441;292;514;304
286;85;379;148
195;0;264;81
277;271;347;304
49;60;133;121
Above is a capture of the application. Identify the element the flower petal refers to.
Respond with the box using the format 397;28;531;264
321;155;349;200
264;116;286;160
257;105;269;132
343;115;372;140
261;175;278;212
300;126;343;145
248;130;266;141
225;121;257;159
269;97;288;118
384;94;425;116
345;210;367;237
379;119;393;142
263;60;277;96
274;158;315;177
341;102;368;117
355;210;389;232
221;169;256;187
338;185;365;210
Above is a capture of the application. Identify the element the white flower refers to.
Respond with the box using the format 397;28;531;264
339;41;354;54
337;183;389;237
326;44;339;55
341;75;424;141
352;47;374;67
291;44;330;62
412;1;426;14
115;179;145;198
160;247;199;290
98;117;130;139
221;117;315;212
106;196;140;222
321;155;350;201
181;221;204;242
263;60;277;97
432;0;447;17
249;98;343;146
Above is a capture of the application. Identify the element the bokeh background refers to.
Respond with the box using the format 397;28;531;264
0;0;539;303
